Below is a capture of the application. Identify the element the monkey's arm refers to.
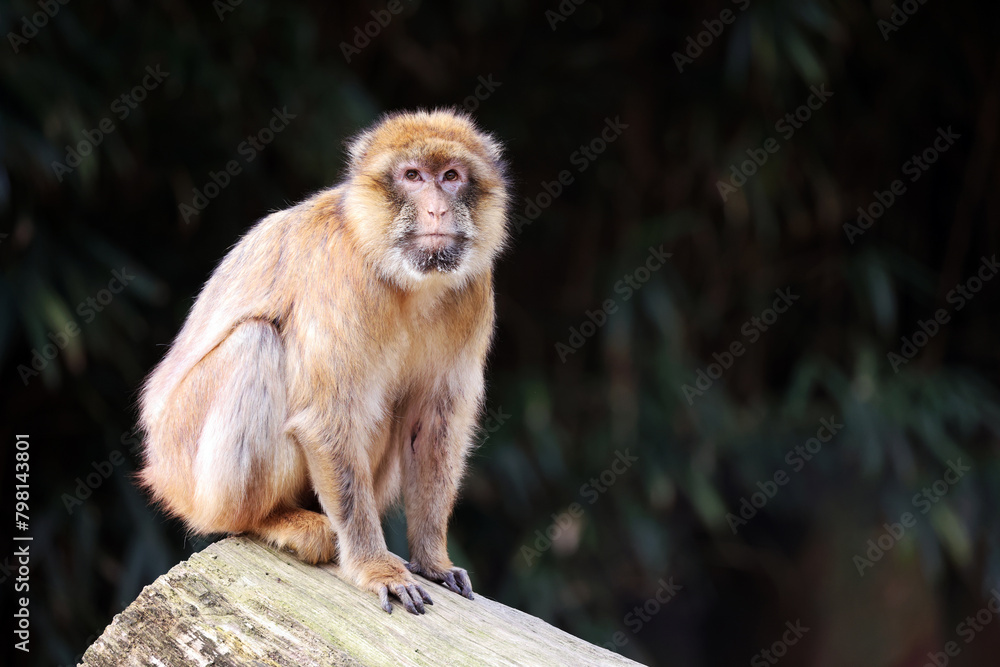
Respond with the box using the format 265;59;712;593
287;406;434;615
401;359;485;600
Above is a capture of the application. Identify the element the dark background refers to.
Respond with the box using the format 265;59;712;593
3;1;1000;665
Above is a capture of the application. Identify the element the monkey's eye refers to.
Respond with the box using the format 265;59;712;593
443;169;459;181
405;169;420;180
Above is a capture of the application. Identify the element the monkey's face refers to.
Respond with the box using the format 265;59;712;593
390;162;474;274
344;110;509;290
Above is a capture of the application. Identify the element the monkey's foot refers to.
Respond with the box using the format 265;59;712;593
360;559;435;615
286;533;338;565
406;561;474;600
253;508;338;565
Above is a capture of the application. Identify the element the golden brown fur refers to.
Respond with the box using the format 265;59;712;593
138;109;508;613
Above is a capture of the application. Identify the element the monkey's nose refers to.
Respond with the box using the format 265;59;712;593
422;208;452;231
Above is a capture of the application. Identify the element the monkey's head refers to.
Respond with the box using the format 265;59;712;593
343;109;509;289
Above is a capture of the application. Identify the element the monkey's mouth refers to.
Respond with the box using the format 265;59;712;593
404;233;468;273
416;232;458;243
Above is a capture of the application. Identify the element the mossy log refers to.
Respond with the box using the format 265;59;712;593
81;536;643;666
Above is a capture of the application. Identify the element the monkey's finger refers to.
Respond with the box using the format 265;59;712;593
406;584;428;613
378;586;393;614
414;584;434;605
454;569;474;599
440;570;460;594
393;584;424;615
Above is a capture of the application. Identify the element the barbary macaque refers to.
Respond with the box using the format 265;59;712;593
138;109;509;614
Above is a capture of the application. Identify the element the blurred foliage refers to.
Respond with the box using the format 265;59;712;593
3;1;1000;665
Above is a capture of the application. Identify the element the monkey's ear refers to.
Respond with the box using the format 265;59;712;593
478;130;506;167
345;129;374;173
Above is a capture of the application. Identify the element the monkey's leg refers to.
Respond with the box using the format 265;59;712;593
288;411;434;615
402;390;478;600
251;506;338;565
184;320;336;562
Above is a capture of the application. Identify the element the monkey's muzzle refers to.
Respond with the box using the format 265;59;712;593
405;233;468;273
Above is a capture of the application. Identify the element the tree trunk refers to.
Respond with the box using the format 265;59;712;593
81;536;644;666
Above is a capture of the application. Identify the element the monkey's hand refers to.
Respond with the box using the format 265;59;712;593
406;561;474;600
358;557;435;615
